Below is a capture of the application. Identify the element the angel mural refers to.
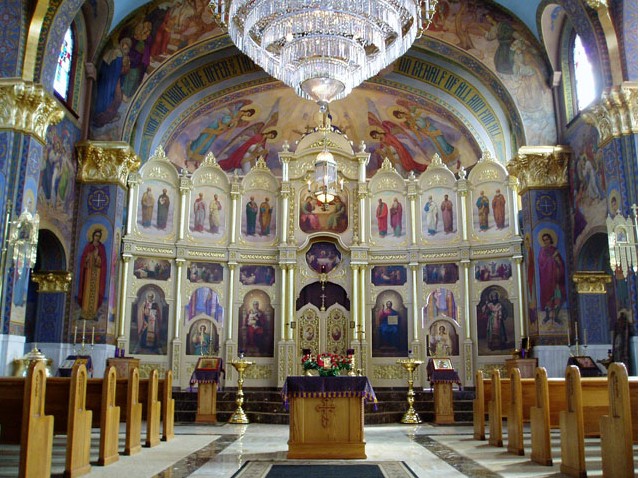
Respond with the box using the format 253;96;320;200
389;100;460;168
368;110;427;174
216;102;280;173
187;101;257;165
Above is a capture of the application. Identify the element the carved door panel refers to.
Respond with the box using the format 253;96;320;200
297;306;349;356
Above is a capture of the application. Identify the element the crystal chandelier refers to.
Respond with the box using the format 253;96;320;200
211;0;438;104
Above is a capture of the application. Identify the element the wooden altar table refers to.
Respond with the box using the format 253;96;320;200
282;376;376;459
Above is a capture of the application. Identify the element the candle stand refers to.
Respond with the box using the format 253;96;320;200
229;359;254;424
397;358;424;424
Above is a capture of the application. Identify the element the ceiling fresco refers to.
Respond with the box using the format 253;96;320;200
91;0;555;177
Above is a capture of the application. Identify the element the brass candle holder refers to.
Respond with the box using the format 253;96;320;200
229;358;254;424
397;358;424;424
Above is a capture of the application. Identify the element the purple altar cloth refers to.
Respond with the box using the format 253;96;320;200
427;358;462;388
282;376;377;409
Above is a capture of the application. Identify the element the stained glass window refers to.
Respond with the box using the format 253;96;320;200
573;35;596;111
54;28;73;100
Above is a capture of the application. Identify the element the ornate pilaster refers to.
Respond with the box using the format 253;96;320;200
117;255;132;348
0;80;64;143
178;171;191;241
507;146;571;194
572;272;612;294
351;265;359;341
410;264;420;342
75;141;140;188
407;174;418;245
582;83;638;145
229;173;241;244
227;264;236;340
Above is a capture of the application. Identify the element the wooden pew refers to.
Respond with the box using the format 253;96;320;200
160;370;175;442
530;367;553;466
488;369;503;447
600;363;634;478
559;365;586;478
473;370;485;440
123;368;142;455
45;365;93;477
97;366;120;466
17;361;54;478
138;369;161;448
506;367;523;456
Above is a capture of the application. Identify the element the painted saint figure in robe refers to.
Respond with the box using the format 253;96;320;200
476;191;490;231
141;187;154;227
193;192;206;232
492;189;506;229
135;291;163;353
482;291;507;350
246;196;258;235
259;197;272;235
537;232;566;324
327;196;346;231
376;198;389;237
78;228;108;320
157;188;170;229
300;196;320;231
424;196;438;235
209;194;222;234
390;198;403;237
377;300;400;349
440;194;454;233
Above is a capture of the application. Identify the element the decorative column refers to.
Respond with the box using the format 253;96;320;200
351;265;359;341
508;146;572;376
583;83;638;340
227;264;236;341
76;141;140;357
117;256;132;351
356;146;370;245
514;256;526;337
461;260;473;385
410;264;420;343
229;174;241;244
0;81;63;360
279;264;288;341
457;169;469;241
408;174;418;245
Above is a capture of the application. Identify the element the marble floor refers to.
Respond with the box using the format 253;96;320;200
0;423;638;478
49;422;635;478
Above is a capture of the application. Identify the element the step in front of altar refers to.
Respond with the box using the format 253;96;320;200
174;387;475;425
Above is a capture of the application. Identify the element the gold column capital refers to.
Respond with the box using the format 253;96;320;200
507;145;571;194
584;0;608;9
76;140;140;188
0;80;64;143
571;271;612;294
31;271;73;293
582;82;638;145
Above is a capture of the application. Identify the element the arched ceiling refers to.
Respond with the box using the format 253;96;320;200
109;1;543;38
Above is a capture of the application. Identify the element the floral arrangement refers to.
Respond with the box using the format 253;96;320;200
301;350;354;377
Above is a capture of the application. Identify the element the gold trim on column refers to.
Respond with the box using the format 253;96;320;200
572;271;612;294
582;83;638;145
507;146;571;194
76;141;140;188
31;271;72;293
0;80;64;143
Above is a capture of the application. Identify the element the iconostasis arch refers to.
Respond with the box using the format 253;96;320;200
239;158;279;246
368;158;409;248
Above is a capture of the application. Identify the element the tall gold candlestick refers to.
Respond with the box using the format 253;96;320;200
397;358;424;424
229;358;254;424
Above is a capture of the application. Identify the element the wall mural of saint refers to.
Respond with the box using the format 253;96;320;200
372;194;405;241
77;225;109;320
472;186;509;235
476;285;514;355
187;262;224;283
190;187;226;238
534;227;568;332
372;291;408;357
425;288;457;321
372;266;407;286
423;263;459;284
238;291;274;357
239;265;275;286
242;194;276;241
130;285;169;355
133;258;171;281
188;319;220;356
427;320;459;356
421;188;457;239
474;259;512;282
137;181;175;235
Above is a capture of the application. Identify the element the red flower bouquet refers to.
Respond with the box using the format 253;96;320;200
301;351;354;377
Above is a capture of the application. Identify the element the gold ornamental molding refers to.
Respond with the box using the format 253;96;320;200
507;145;571;194
582;83;638;145
31;271;73;293
76;141;140;188
572;271;612;294
0;80;64;143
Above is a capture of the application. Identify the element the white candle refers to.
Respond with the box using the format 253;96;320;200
575;322;579;343
74;325;77;345
567;328;570;346
91;327;95;346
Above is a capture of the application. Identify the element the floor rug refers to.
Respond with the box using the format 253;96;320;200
231;461;418;478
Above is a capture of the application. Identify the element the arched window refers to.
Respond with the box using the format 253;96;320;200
54;27;74;101
572;34;597;111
